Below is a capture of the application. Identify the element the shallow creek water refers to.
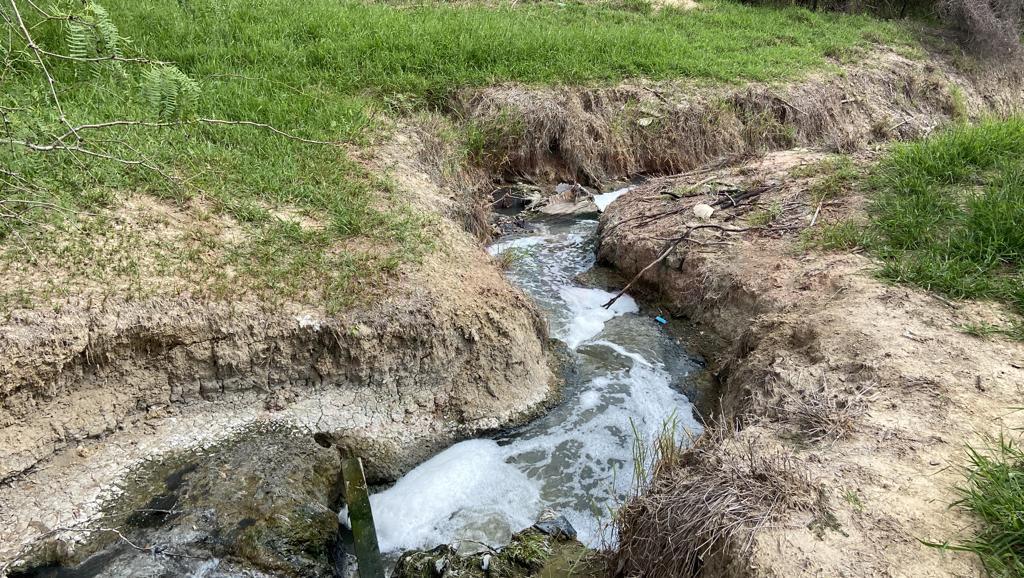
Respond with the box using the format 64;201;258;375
359;206;705;556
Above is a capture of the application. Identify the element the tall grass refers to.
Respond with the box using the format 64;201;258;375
865;119;1024;314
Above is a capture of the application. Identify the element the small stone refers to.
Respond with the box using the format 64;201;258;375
534;514;577;541
693;203;715;220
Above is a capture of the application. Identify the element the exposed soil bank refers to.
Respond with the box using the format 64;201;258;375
0;134;557;572
598;150;1024;576
456;51;1021;186
3;42;1022;576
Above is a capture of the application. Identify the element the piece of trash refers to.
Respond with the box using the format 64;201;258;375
693;203;715;220
655;316;668;325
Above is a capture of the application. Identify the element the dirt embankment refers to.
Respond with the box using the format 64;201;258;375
0;129;557;569
456;51;1021;186
599;150;1024;576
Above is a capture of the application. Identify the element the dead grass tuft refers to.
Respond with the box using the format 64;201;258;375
612;426;822;577
781;373;875;443
939;0;1023;57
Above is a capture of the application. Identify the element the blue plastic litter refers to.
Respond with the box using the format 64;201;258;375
655;316;668;325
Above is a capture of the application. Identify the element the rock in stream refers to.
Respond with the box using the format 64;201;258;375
14;424;345;577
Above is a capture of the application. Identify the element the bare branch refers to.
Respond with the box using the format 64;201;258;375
45;118;340;147
7;0;78;140
198;118;341;145
602;224;753;310
37;47;169;66
4;137;181;182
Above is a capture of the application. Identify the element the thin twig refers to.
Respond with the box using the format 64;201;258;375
7;0;77;139
198;118;340;145
601;224;753;309
37;48;168;65
809;199;823;227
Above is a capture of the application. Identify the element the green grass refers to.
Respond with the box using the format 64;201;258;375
807;156;858;203
111;0;910;96
926;435;1024;576
960;321;1024;342
1;0;912;309
864;119;1024;315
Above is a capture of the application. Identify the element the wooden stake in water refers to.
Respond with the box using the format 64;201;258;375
341;456;385;578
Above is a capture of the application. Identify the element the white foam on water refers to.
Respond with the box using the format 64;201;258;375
487;235;547;256
577;390;603;411
496;361;701;546
593;186;633;212
359;219;702;557
356;439;542;554
590;340;653;367
558;287;638;349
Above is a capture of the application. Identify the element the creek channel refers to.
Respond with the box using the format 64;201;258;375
359;191;706;558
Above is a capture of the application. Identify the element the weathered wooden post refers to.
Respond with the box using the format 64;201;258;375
341;455;385;578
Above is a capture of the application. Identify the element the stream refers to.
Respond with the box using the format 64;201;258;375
360;198;705;556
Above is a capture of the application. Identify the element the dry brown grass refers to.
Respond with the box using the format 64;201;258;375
451;53;1013;186
939;0;1023;57
612;426;822;577
781;373;875;443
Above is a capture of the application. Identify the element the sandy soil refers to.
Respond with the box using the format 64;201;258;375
600;149;1024;577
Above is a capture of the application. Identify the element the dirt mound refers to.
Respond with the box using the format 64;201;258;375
599;150;1024;576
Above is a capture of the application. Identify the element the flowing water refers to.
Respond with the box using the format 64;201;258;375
355;202;704;557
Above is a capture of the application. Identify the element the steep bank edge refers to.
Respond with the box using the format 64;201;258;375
0;131;557;568
454;51;1021;186
598;150;1024;576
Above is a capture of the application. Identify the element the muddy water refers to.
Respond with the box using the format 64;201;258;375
359;211;704;555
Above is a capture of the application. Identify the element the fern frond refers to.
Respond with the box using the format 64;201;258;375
142;65;201;119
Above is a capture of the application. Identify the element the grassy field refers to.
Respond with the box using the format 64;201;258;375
1;0;912;310
815;119;1024;334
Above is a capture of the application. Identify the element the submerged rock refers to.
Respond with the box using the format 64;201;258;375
391;517;603;578
537;183;600;218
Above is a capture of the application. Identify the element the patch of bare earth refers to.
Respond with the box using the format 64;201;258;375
600;149;1024;577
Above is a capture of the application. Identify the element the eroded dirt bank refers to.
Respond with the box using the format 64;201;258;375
3;41;1022;576
599;150;1024;576
457;51;1021;186
0;133;557;572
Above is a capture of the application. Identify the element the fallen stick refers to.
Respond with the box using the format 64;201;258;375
711;185;769;208
809;199;823;227
602;224;752;309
